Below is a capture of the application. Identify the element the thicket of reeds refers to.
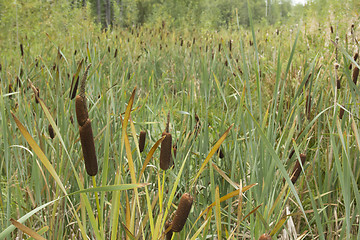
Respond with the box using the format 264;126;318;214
1;11;360;240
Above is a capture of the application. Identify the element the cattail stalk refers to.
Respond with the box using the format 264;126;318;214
171;193;193;232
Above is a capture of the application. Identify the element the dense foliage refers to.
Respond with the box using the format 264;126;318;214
1;0;360;239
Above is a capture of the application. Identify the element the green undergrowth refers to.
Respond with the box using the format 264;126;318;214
1;12;360;240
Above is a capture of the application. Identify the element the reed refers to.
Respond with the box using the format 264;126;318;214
171;193;193;232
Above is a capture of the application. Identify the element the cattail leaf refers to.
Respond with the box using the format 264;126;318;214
0;200;56;238
241;204;262;222
215;187;221;238
192;183;257;227
211;163;239;189
213;73;228;109
11;111;67;194
269;216;287;236
188;218;210;240
190;124;233;188
121;87;136;153
10;219;46;240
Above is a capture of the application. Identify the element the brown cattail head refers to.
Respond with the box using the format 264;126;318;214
330;25;334;34
48;124;55;139
349;52;359;70
8;83;13;94
79;119;98;176
171;193;193;232
259;233;271;240
164;221;173;240
75;95;89;127
337;78;341;89
114;48;118;58
20;43;24;57
353;67;359;85
139;131;146;153
339;106;345;119
290;153;306;184
160;133;172;170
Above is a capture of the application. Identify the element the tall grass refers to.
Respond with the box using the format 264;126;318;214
1;12;360;240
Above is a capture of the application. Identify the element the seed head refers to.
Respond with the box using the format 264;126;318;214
79;119;98;176
171;193;193;232
160;133;172;170
139;131;146;153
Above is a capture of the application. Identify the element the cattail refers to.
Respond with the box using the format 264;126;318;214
75;64;97;176
337;78;341;89
193;37;195;45
48;124;55;139
74;49;77;56
180;38;183;47
165;221;173;240
249;40;253;46
339;106;345;119
225;60;228;67
217;148;224;159
114;48;118;58
171;193;193;232
306;94;311;119
330;25;334;34
160;133;172;170
139;131;146;153
79;119;98;176
290;153;306;184
8;83;13;98
20;43;24;57
75;95;89;127
353;67;359;85
34;87;40;104
259;233;271;240
349;52;358;70
108;46;110;53
218;43;221;52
